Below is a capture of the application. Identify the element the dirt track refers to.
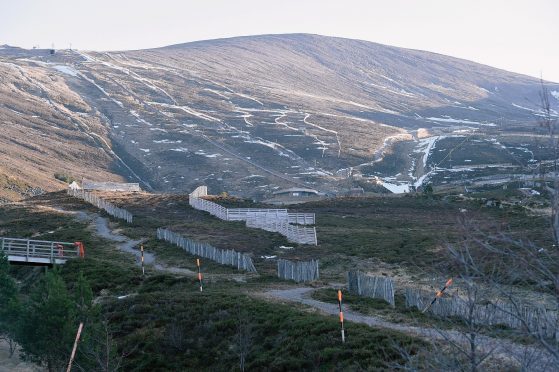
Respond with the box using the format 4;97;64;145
264;287;556;370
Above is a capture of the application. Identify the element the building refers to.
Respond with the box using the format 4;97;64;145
272;188;320;198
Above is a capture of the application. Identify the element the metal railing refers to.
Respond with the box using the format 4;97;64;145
1;237;84;264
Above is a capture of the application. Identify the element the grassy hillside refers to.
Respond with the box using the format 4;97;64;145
1;197;426;370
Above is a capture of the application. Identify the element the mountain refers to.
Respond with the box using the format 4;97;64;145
1;34;557;199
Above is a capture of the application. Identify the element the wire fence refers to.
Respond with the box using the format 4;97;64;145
67;189;133;223
156;228;257;273
404;288;558;338
347;271;395;307
188;186;317;245
277;258;320;282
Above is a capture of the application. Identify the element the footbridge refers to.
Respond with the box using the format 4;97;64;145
1;237;85;266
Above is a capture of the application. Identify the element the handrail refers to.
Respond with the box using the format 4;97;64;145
1;237;84;263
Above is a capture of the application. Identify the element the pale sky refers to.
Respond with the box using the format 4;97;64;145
1;0;558;82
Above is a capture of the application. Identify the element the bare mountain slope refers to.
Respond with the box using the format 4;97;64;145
0;56;134;201
1;34;557;199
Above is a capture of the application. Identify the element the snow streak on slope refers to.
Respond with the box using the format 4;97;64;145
303;114;341;157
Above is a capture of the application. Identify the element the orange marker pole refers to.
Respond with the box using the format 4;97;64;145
422;278;453;313
337;289;345;343
141;244;145;277
197;258;203;292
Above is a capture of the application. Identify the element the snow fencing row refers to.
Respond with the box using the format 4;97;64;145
67;189;133;223
277;259;320;282
82;179;141;192
246;214;317;245
228;209;315;225
188;186;317;245
405;288;558;339
189;185;208;198
189;196;228;220
347;271;395;307
156;228;257;273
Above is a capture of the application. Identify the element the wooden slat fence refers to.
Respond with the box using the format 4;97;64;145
288;213;316;225
245;215;317;245
226;208;288;221
405;288;558;338
67;189;133;223
156;228;257;273
277;259;319;282
82;179;140;192
189;185;208;198
347;271;395;307
188;186;317;245
189;196;228;220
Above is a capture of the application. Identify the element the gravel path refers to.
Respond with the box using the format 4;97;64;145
265;287;557;370
92;215;197;276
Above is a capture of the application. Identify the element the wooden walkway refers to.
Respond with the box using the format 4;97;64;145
1;237;84;265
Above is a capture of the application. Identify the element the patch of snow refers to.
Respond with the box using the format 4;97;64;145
153;139;182;144
75;50;95;62
195;150;221;158
304;113;341;157
148;102;220;122
170;147;189;152
381;181;410;194
8;108;24;116
260;255;277;259
236;92;264;105
139;148;150;153
512;103;536;112
203;88;229;99
53;65;78;76
551;91;559;101
416;136;440;168
426;116;496;126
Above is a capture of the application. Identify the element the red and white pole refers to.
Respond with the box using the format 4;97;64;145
197;258;203;292
422;278;453;313
141;244;145;277
337;289;345;343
